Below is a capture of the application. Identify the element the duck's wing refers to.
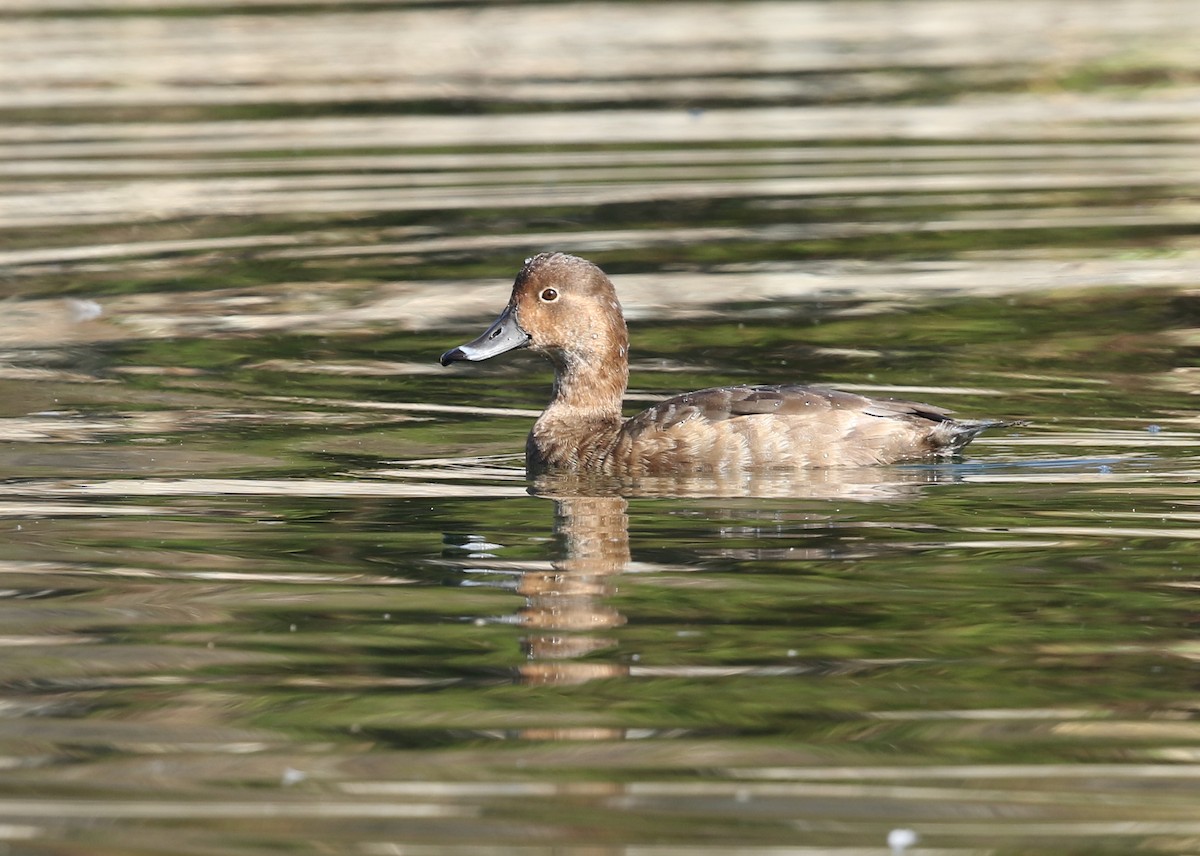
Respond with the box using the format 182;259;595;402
608;384;1004;475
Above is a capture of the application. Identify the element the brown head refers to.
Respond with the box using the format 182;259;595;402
440;253;630;412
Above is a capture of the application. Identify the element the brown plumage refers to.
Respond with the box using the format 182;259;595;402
440;253;1009;477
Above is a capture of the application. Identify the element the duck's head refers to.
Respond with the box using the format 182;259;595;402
440;253;628;369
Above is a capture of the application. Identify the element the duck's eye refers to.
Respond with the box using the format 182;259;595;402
539;287;559;303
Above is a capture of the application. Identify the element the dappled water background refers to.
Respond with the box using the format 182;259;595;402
3;0;1200;853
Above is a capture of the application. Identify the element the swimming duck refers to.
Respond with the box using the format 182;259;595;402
440;253;1008;476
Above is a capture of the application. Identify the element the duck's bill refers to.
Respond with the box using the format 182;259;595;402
440;305;532;366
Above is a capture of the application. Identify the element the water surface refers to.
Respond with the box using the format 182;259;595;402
2;1;1200;853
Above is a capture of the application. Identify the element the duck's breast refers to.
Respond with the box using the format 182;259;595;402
604;385;958;475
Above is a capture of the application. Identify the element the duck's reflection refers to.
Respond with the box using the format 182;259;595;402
518;495;631;686
503;465;964;689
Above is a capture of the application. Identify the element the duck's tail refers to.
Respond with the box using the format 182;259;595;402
935;418;1026;455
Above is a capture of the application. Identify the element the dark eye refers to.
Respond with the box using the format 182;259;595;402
539;287;559;302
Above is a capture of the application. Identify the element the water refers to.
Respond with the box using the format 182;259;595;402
3;0;1200;853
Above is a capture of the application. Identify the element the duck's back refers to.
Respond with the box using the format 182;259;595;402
603;384;998;476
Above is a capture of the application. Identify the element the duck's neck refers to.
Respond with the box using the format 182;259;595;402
528;345;629;473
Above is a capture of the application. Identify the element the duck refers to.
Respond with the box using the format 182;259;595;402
440;252;1010;477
